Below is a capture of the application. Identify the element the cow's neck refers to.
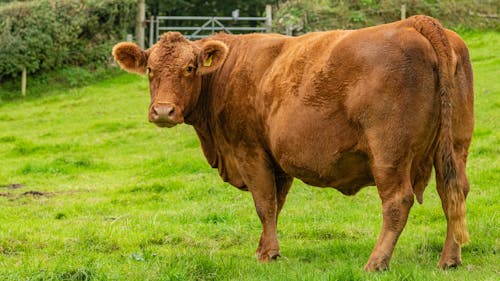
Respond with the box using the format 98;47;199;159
184;73;219;168
184;33;259;174
185;34;233;126
184;73;216;126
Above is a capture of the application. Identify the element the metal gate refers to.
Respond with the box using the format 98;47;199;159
148;6;272;47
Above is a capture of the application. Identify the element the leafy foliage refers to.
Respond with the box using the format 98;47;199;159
0;0;137;79
146;0;277;17
274;0;500;34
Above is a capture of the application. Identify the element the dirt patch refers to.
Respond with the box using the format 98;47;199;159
0;192;12;197
22;190;53;197
0;190;53;200
0;183;24;189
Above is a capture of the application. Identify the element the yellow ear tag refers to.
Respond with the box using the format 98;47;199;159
203;55;213;67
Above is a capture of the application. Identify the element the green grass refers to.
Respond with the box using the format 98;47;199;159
0;66;123;102
0;31;499;280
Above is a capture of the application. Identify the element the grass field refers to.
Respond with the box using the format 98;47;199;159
0;31;498;280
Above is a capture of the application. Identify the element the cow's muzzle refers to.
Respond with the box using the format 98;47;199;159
149;103;183;127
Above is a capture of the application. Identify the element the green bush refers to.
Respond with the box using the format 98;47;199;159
0;0;137;79
274;0;500;34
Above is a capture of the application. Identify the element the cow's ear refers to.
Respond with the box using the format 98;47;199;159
112;42;148;75
197;40;228;75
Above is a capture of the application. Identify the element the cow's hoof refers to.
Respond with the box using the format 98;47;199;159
438;258;462;269
364;260;389;272
256;250;281;262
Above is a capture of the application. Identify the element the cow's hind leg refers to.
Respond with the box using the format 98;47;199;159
365;164;415;271
436;155;469;269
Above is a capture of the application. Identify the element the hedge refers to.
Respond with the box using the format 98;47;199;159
0;0;137;79
274;0;500;35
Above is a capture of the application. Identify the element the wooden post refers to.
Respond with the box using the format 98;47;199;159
149;16;154;47
401;4;407;20
21;67;26;97
265;4;272;33
136;0;146;49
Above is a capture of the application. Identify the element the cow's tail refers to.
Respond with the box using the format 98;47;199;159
410;15;469;245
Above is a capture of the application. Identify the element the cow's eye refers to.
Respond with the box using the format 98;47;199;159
147;67;152;75
186;66;194;73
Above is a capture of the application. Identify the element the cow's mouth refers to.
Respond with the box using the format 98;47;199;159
153;121;178;128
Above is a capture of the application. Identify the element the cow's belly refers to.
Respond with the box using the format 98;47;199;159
269;105;375;195
283;150;374;195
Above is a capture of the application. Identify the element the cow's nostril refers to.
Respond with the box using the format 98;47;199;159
151;106;161;121
152;106;159;118
166;106;175;117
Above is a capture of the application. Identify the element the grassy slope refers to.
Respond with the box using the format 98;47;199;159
0;32;498;280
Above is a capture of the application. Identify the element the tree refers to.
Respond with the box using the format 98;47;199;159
146;0;278;17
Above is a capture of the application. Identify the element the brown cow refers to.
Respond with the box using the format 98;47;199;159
112;15;473;271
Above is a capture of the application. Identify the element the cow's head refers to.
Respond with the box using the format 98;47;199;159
112;32;228;127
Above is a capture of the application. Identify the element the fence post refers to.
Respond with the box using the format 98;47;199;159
401;4;407;20
149;16;154;47
136;0;146;48
265;5;272;33
21;67;26;97
155;16;159;45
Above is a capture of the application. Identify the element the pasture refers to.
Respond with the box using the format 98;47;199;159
0;31;498;280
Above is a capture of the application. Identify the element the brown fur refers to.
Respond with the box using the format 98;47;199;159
112;15;473;271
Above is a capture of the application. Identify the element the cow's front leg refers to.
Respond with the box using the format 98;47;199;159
253;172;292;261
276;172;293;217
250;173;281;262
238;154;282;262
